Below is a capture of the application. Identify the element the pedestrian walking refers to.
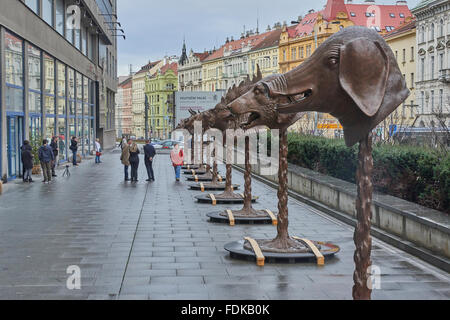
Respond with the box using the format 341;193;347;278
50;136;59;177
21;140;34;183
21;141;33;182
95;138;102;164
69;136;78;166
129;142;140;182
121;139;131;181
38;139;54;183
143;140;156;182
170;143;184;182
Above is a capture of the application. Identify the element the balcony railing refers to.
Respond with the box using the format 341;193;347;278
438;69;450;83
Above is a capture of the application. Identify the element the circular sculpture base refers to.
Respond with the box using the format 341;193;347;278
186;175;214;182
207;211;275;225
182;165;201;170
183;170;209;175
224;240;340;264
189;183;240;191
195;194;258;204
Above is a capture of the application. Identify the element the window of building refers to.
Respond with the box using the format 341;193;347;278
5;31;24;112
399;13;405;18
421;91;425;114
55;0;65;35
28;44;41;114
439;89;443;113
25;0;40;15
430;23;435;40
282;49;286;61
431;56;435;79
42;0;54;27
350;12;356;17
402;49;406;63
44;54;55;115
421;58;425;81
411;46;414;61
82;26;88;56
439;53;444;70
431;90;435;112
420;26;425;43
74;28;81;50
389;13;395;18
291;48;296;60
410;73;414;88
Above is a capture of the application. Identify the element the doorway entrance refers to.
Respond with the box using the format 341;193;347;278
7;115;24;179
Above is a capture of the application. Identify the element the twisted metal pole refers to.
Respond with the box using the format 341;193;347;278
353;133;373;300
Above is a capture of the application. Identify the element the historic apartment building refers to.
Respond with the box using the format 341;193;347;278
145;61;178;140
131;60;162;138
115;75;132;137
0;0;118;181
178;41;209;92
412;0;450;128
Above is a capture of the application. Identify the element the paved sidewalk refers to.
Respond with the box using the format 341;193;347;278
0;150;449;300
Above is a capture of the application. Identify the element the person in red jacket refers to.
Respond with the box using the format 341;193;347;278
170;143;184;182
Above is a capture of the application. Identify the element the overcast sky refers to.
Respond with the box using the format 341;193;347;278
116;0;421;76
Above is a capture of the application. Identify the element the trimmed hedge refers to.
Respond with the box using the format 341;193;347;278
286;133;449;214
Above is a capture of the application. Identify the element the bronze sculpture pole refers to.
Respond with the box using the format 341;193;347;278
353;133;373;300
275;129;290;244
242;136;252;211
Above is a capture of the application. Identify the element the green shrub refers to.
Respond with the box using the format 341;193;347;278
285;133;449;214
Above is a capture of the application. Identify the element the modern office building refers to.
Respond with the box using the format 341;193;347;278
0;0;119;181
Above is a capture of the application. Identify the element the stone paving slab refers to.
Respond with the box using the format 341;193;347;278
0;150;449;300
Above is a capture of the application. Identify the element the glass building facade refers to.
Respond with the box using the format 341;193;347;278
1;0;118;181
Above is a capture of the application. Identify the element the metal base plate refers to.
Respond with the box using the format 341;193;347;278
183;170;208;175
189;183;240;191
224;240;340;264
186;176;213;182
195;194;258;204
207;211;274;225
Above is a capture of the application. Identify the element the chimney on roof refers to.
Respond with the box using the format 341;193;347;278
283;21;287;27
364;0;376;3
298;15;303;22
347;0;352;3
241;32;245;39
396;0;407;5
308;9;315;14
226;37;229;43
266;25;271;31
231;36;234;41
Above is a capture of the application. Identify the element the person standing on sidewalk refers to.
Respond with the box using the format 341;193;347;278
170;143;184;182
21;140;34;183
143;140;156;182
69;136;78;166
129;142;140;182
38;139;54;183
95;138;102;164
121;139;131;181
50;136;59;177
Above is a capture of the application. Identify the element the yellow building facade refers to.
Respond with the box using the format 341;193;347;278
384;20;417;128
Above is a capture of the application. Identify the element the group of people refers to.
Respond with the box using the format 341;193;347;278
21;136;102;184
119;138;185;182
120;139;156;182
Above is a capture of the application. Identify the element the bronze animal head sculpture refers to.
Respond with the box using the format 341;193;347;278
228;26;409;146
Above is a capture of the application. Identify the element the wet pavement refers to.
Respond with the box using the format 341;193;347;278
0;150;449;300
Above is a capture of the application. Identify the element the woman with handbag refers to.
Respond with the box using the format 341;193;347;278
95;138;102;164
129;142;140;182
170;143;184;182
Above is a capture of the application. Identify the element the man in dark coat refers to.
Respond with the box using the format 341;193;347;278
50;136;59;177
69;136;78;166
21;140;34;183
38;139;54;183
143;140;156;182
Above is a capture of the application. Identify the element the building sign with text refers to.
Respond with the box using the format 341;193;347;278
175;91;224;126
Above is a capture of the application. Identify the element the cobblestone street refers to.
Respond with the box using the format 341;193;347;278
0;150;449;300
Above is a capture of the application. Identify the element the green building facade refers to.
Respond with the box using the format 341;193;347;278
144;64;178;140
